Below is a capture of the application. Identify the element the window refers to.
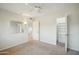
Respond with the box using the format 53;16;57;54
10;21;24;33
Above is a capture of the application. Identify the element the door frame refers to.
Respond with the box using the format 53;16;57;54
56;15;68;52
32;20;40;41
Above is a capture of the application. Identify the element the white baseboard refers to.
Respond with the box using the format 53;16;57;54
40;40;56;45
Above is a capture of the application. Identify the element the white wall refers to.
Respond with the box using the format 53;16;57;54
37;4;79;51
39;15;56;45
0;8;28;51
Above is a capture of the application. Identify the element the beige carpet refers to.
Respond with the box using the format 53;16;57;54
1;40;79;55
14;40;79;55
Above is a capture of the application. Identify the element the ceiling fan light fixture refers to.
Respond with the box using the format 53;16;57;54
34;6;41;12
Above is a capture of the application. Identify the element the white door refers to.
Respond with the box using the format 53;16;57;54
32;20;40;40
57;16;68;52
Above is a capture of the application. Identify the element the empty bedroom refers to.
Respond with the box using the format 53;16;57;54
0;3;79;55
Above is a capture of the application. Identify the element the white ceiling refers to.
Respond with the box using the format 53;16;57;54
0;3;79;17
0;3;48;17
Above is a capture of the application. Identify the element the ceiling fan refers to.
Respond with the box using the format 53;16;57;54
25;3;43;13
34;5;42;12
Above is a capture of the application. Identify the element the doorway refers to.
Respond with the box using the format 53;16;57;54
56;16;68;52
32;20;40;41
